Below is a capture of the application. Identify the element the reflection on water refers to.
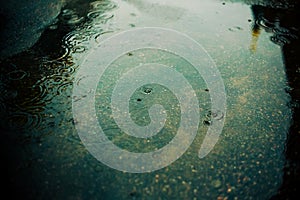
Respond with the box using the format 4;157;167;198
1;0;299;199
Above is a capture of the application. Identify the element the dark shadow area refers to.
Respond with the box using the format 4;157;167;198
249;2;300;199
0;0;95;198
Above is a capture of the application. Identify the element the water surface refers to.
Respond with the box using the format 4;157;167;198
1;0;297;199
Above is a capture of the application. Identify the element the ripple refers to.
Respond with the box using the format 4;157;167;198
51;75;70;84
87;11;105;19
56;82;73;96
39;60;66;72
63;32;88;48
57;65;76;75
30;81;49;102
256;16;298;47
3;89;18;100
270;35;290;46
38;74;73;100
49;45;71;61
90;13;114;25
62;9;75;16
90;0;117;10
72;46;86;53
94;30;114;43
67;15;85;25
6;112;42;131
7;70;28;80
60;8;85;25
39;58;76;78
256;18;275;30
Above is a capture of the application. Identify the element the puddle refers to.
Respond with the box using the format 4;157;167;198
1;0;299;199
